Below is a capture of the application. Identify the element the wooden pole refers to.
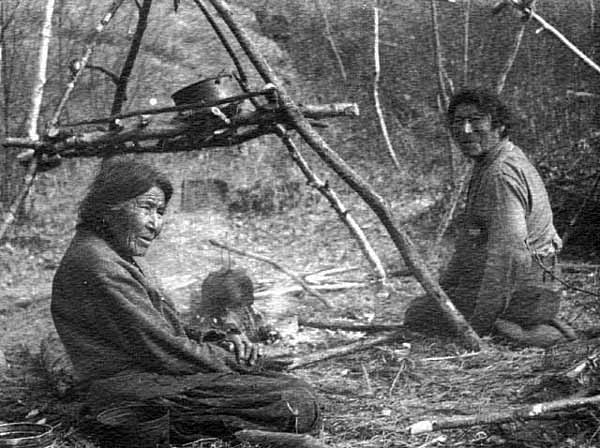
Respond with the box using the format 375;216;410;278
505;0;600;76
0;0;55;243
198;0;386;286
274;125;387;282
27;0;55;142
205;0;482;351
110;0;152;116
3;103;358;156
192;0;249;84
282;331;405;370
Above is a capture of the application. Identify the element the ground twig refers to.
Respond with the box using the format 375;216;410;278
280;331;404;370
408;394;600;434
299;318;406;334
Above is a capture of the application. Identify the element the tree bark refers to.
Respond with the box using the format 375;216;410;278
205;0;482;351
26;0;55;141
254;282;367;299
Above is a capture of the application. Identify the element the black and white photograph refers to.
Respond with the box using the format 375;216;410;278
1;0;600;446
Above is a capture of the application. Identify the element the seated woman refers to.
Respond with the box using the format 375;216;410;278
51;157;320;441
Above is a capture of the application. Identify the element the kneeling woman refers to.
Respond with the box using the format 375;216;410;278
51;158;320;441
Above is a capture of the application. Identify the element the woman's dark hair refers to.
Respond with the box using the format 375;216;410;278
447;88;512;138
78;157;173;234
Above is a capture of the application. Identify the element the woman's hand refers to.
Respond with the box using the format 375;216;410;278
223;331;263;366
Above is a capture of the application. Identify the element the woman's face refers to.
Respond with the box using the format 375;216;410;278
108;186;166;257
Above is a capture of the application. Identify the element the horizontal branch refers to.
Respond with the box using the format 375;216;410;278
63;87;278;127
2;103;359;156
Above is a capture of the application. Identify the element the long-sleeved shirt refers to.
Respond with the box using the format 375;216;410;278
440;139;561;335
51;229;237;383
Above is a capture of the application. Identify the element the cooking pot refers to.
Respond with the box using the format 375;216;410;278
96;403;170;448
171;74;241;117
0;423;54;448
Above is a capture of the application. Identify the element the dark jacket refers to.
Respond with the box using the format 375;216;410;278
51;229;236;383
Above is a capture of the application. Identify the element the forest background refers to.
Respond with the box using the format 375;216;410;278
2;0;600;252
1;0;599;248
